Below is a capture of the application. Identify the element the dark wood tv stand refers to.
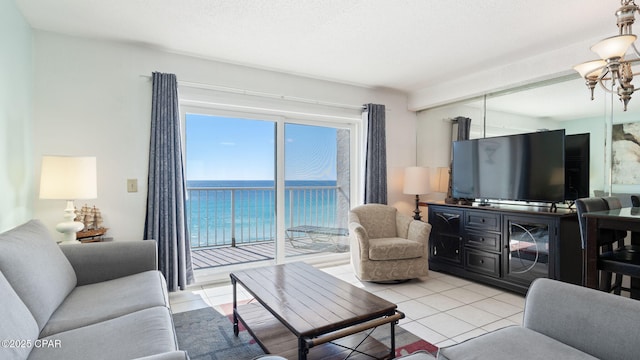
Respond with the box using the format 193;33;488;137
423;202;582;295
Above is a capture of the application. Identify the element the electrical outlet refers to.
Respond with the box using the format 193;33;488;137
127;179;138;193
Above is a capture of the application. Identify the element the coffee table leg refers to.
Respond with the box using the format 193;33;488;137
232;278;239;336
298;337;308;360
390;320;396;358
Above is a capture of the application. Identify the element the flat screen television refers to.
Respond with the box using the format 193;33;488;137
564;133;590;201
452;129;566;203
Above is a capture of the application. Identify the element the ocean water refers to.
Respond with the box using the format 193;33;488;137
186;180;340;248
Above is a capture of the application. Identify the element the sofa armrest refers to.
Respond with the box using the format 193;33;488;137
133;351;190;360
523;278;640;360
134;350;189;360
60;240;158;286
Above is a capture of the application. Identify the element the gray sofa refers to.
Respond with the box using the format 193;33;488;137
0;219;188;360
436;278;640;360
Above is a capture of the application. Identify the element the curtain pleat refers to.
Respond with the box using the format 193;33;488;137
363;103;387;204
144;72;194;291
455;116;472;140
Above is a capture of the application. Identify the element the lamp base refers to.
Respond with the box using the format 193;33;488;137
56;221;84;244
413;194;422;221
56;200;83;244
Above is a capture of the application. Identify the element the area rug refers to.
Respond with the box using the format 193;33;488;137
173;304;438;360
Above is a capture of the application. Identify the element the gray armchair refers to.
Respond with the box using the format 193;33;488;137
349;204;431;282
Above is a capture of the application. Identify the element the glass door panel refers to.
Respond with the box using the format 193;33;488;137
185;114;276;269
283;123;350;259
504;215;551;285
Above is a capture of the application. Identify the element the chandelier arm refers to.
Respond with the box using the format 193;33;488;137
597;78;615;94
632;43;640;58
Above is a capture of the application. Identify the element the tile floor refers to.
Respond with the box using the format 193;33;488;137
169;263;525;349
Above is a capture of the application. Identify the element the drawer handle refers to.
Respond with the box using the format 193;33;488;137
481;219;485;223
480;260;484;264
480;238;485;242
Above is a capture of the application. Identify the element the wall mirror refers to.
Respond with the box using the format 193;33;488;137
416;73;640;200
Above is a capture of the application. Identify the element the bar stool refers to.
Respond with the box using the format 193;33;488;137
576;197;640;297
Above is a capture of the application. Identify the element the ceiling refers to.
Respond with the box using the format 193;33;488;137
15;0;635;120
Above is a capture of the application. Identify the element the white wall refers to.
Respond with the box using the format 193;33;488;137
0;0;33;232
31;31;417;241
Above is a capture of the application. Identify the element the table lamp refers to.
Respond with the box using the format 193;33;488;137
403;166;430;220
39;156;97;244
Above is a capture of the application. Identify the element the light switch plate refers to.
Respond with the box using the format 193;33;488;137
127;179;138;193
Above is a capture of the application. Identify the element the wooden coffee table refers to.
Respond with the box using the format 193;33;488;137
230;262;404;359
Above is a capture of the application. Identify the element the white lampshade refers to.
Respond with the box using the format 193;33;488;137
403;166;430;195
40;156;97;244
40;156;97;200
573;60;607;79
591;35;637;59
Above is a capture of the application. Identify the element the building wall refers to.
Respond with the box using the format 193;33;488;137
31;31;417;241
0;0;33;232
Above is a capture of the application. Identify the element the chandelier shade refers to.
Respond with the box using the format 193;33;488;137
574;1;640;111
591;35;637;59
573;60;607;79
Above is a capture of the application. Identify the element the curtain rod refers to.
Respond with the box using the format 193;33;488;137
139;75;370;111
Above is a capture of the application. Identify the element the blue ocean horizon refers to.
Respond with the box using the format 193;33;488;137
185;180;339;248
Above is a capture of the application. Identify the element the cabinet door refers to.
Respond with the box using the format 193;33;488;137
429;207;463;264
503;215;554;285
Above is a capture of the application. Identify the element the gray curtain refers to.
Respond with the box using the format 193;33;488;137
144;72;194;292
454;116;472;140
363;103;387;204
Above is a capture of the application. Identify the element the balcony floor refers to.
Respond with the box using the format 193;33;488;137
191;237;348;270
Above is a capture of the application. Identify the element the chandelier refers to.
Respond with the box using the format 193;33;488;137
574;0;640;111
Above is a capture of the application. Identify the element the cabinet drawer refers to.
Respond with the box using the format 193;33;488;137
466;230;501;252
465;249;500;278
466;211;500;231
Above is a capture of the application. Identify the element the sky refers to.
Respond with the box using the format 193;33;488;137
185;114;338;181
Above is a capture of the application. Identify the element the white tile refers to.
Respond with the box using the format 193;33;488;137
462;283;503;297
492;292;525;308
415;278;458;293
393;283;435;299
440;287;487;304
470;298;522;318
400;320;447;345
417;313;476;338
170;298;211;314
437;274;473;287
397;299;440;320
446;305;501;327
451;328;488;343
371;288;410;303
416;293;465;311
169;289;206;304
506;312;524;325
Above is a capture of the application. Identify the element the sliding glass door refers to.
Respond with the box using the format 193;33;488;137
184;112;354;269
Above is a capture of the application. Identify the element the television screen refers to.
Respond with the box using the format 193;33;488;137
452;130;566;203
564;133;590;201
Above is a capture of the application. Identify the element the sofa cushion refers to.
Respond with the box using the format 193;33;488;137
0;271;39;360
28;307;178;360
41;270;170;337
369;237;424;260
437;326;598;360
0;220;77;331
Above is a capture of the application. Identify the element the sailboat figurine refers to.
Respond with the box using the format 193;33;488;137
76;204;108;241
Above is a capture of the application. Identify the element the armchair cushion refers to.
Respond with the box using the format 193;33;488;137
369;238;424;260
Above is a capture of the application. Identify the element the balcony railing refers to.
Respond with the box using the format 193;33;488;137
186;185;343;249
